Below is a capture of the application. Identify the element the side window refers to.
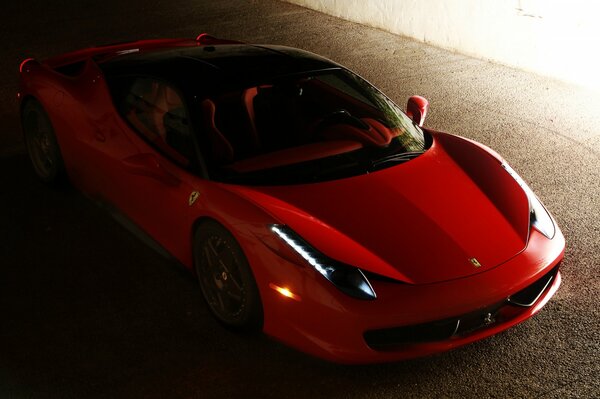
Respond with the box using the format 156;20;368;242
121;77;193;165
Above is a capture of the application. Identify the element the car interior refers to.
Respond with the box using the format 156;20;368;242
120;72;417;174
204;73;405;172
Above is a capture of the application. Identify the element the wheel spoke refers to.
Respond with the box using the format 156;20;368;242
207;238;221;257
225;289;242;301
194;226;259;326
202;245;213;268
227;274;243;291
203;244;220;273
201;242;239;312
208;239;231;270
214;291;226;313
207;238;238;273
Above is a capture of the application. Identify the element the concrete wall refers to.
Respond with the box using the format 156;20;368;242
283;0;600;88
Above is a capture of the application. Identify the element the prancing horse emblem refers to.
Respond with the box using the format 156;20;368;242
469;258;482;268
483;312;494;325
188;191;200;206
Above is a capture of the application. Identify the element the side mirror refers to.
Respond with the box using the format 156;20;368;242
406;96;429;127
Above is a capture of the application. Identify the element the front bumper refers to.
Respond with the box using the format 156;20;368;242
254;227;564;364
363;264;559;350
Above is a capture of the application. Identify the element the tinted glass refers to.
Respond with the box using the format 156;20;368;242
121;77;194;165
199;69;428;185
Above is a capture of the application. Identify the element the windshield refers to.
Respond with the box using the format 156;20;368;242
198;69;428;185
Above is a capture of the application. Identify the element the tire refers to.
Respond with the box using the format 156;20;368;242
193;220;263;331
21;99;67;184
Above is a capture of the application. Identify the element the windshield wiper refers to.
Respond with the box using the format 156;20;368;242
370;151;424;170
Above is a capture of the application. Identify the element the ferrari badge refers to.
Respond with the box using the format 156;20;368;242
188;191;200;206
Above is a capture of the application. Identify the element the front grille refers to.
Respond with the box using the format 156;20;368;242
364;265;559;350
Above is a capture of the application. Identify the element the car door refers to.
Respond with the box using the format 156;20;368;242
88;75;205;262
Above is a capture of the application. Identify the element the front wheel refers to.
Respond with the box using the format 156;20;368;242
21;99;67;184
193;221;263;331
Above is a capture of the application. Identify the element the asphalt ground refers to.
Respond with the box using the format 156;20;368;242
1;0;598;398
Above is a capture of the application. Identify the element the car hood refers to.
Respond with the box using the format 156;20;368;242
226;132;530;285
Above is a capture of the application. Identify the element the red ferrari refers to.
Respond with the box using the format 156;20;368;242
18;34;565;364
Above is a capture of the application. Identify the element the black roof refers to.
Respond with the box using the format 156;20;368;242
99;44;342;92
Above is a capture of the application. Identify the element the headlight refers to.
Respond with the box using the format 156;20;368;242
270;224;377;300
502;162;555;239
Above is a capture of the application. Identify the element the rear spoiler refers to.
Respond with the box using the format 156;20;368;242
39;34;242;69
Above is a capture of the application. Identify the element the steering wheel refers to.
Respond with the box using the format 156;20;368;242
312;109;370;135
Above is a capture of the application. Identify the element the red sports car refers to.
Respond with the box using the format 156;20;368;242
18;34;564;364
